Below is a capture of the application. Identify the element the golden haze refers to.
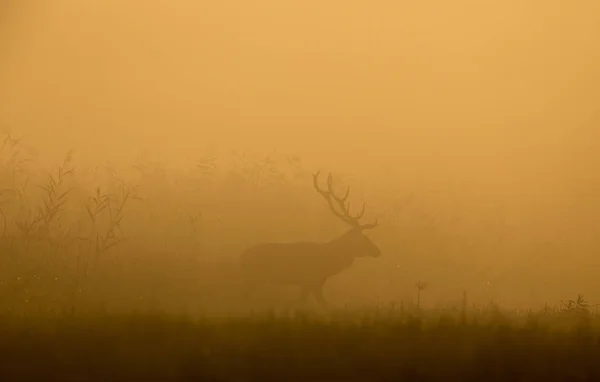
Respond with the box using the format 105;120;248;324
0;0;599;309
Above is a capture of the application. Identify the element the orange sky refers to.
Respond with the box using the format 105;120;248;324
1;0;599;230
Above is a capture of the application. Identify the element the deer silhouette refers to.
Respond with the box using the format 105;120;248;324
240;171;380;306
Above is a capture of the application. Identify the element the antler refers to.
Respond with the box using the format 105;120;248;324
312;171;378;230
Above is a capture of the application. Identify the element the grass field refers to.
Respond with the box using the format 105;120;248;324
0;308;598;381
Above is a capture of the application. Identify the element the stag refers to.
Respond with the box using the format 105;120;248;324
240;171;380;306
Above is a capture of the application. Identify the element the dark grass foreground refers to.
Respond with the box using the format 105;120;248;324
0;311;599;382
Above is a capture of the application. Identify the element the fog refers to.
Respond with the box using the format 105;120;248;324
0;1;599;312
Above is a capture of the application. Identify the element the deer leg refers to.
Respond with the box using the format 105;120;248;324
311;284;328;307
281;286;310;309
298;287;311;303
284;287;311;307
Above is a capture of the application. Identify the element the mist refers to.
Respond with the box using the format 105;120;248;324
1;0;600;312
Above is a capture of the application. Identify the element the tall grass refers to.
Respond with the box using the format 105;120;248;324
0;308;599;381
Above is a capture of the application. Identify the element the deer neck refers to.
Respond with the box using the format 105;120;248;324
324;233;359;262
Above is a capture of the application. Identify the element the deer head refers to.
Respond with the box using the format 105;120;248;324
312;171;380;258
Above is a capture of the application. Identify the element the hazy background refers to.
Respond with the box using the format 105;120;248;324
1;0;599;311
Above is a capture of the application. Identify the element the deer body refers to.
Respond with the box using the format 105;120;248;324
240;172;381;306
241;230;380;299
242;241;354;285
